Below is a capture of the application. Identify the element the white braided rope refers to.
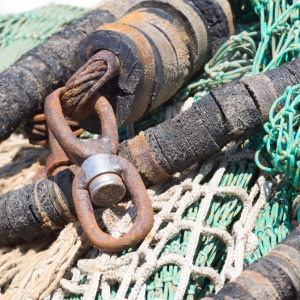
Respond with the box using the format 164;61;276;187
56;148;272;300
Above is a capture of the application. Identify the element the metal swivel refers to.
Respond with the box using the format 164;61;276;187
45;51;154;252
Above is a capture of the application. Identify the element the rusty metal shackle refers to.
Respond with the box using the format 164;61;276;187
44;48;155;251
45;90;154;251
73;154;154;252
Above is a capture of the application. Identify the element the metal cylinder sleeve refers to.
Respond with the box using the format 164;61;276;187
77;0;234;128
81;154;126;206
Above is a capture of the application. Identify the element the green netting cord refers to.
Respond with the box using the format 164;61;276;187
173;0;300;103
252;1;300;193
252;0;300;74
0;4;87;72
244;181;297;264
146;159;257;299
173;26;259;102
255;84;300;188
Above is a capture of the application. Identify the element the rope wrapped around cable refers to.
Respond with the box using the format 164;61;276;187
119;58;300;185
0;58;300;247
0;0;144;142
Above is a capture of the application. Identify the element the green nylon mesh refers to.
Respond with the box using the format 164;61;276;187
0;4;86;72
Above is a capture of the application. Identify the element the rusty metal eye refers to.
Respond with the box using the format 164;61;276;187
44;87;119;166
73;154;154;252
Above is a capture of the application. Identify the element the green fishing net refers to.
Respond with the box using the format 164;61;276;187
0;4;86;72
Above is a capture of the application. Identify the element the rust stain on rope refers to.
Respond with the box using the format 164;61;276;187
127;131;170;184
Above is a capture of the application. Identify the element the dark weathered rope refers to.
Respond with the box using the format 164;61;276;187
0;8;116;142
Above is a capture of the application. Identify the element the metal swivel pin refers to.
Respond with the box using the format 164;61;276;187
81;154;126;206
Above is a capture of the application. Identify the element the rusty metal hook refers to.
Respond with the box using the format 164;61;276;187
73;154;154;252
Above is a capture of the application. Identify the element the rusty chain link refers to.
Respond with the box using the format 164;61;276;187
25;113;84;146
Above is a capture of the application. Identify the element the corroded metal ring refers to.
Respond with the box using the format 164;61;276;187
44;87;119;166
73;154;154;252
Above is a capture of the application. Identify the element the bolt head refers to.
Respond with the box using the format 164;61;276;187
89;173;126;206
